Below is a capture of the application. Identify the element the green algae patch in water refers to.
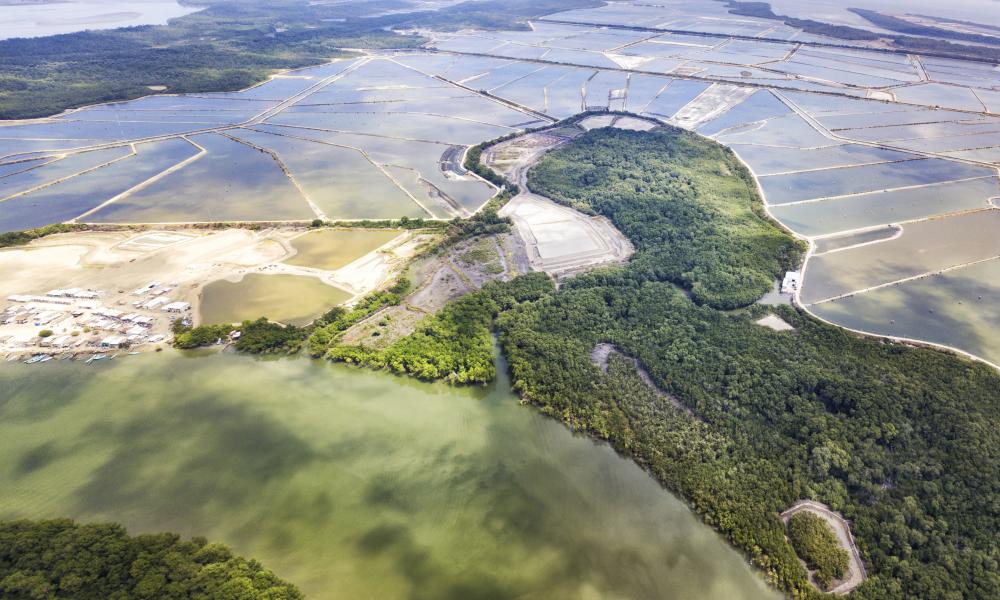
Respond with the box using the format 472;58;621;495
199;273;351;326
285;228;402;271
0;352;780;600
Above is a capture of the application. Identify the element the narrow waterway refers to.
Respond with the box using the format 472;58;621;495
0;351;779;599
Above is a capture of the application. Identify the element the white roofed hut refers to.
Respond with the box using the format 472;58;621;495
781;271;802;295
163;301;191;313
100;335;128;348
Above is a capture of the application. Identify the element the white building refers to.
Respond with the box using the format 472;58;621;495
48;335;74;348
144;297;170;310
94;307;124;319
781;271;802;295
100;335;127;348
162;301;191;313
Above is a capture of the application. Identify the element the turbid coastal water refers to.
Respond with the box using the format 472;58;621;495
0;351;780;600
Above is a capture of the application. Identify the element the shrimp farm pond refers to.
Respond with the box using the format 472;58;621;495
2;3;999;363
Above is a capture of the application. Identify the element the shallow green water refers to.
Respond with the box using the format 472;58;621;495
286;229;402;271
199;273;351;326
0;352;779;600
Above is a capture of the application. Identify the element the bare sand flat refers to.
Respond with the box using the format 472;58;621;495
487;127;633;277
580;115;617;130
755;313;795;331
579;114;659;131
0;229;287;308
671;84;756;130
499;194;632;276
0;227;431;326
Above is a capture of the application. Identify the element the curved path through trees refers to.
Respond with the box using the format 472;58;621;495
780;500;867;595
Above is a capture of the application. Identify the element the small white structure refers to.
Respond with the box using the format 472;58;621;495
144;297;170;310
781;270;802;295
131;282;160;296
100;335;127;348
47;288;100;300
93;318;114;330
8;294;72;305
162;301;191;313
34;311;61;325
48;335;74;348
10;333;35;346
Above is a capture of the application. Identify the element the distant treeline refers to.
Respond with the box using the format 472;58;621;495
721;0;1000;62
0;518;301;599
0;0;601;119
722;1;880;40
849;8;1000;47
0;223;86;248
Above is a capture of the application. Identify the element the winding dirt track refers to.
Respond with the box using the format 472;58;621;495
780;500;867;595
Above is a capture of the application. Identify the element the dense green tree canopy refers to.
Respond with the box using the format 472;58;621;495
787;512;850;590
338;124;1000;598
497;126;1000;599
0;519;301;599
328;272;553;383
528;127;804;309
